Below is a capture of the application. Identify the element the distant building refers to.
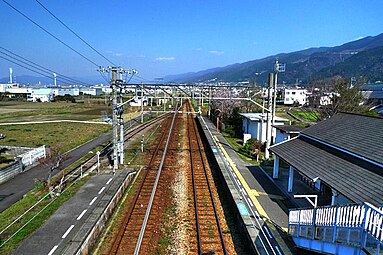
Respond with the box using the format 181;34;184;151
80;87;103;96
28;88;54;102
129;96;148;106
361;83;383;100
240;113;288;144
0;83;19;93
283;88;307;105
53;88;80;96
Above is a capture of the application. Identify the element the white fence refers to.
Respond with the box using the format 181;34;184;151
289;202;383;246
19;145;46;167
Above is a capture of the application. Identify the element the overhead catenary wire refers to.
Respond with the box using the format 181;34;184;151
0;47;91;86
34;0;117;67
2;0;100;67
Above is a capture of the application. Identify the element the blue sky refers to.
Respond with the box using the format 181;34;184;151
0;0;382;83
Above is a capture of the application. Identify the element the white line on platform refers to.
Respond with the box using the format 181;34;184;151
77;209;87;220
62;225;75;239
254;210;260;217
106;178;113;185
275;245;282;255
89;197;97;206
98;187;106;194
48;245;59;255
247;197;254;207
263;226;273;239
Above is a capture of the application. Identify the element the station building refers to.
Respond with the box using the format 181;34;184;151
270;112;383;207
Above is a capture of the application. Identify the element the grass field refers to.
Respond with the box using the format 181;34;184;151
0;122;111;152
0;101;111;123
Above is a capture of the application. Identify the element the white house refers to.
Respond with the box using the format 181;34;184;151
240;113;288;144
28;88;54;102
283;88;307;105
129;96;148;106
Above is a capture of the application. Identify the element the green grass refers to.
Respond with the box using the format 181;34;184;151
222;132;260;166
0;176;90;255
0;122;111;152
0;101;112;123
290;111;320;122
157;205;177;254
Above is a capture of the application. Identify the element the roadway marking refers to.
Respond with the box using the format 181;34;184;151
89;196;98;206
106;178;113;185
98;187;106;194
48;245;59;255
62;225;75;239
77;209;87;220
214;135;270;220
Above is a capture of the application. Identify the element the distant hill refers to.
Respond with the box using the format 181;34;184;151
165;33;383;84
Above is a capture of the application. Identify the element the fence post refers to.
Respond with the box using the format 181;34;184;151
332;205;339;243
312;207;317;239
360;204;369;250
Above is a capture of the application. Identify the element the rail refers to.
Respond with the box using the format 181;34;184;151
109;112;175;254
187;102;228;255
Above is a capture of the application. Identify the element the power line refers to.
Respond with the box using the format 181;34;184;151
2;0;100;67
0;47;91;86
0;54;82;85
34;0;117;66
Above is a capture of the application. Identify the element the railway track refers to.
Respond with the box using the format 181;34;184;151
106;101;232;254
109;107;180;254
186;103;228;255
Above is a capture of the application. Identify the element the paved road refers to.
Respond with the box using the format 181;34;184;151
0;116;143;213
12;173;118;255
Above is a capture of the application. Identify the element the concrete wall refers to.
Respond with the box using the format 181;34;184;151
0;160;22;185
1;145;34;156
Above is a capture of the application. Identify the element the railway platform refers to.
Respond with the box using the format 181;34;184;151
198;115;306;255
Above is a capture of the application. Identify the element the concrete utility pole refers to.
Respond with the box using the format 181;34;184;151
110;68;119;172
265;73;274;160
271;59;285;144
98;66;137;172
141;82;144;123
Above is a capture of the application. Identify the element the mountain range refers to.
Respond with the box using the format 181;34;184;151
165;33;383;85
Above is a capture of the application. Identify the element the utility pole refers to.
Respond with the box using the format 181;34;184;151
111;68;119;172
271;59;285;144
265;73;274;160
141;82;144;123
208;86;211;118
98;66;137;172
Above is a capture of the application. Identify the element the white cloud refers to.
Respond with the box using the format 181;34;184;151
114;53;123;57
209;50;224;56
155;57;175;61
195;47;203;51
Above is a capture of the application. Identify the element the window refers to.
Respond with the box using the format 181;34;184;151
292;92;296;95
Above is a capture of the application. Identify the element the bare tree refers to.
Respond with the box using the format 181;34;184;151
38;145;66;198
306;76;368;121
